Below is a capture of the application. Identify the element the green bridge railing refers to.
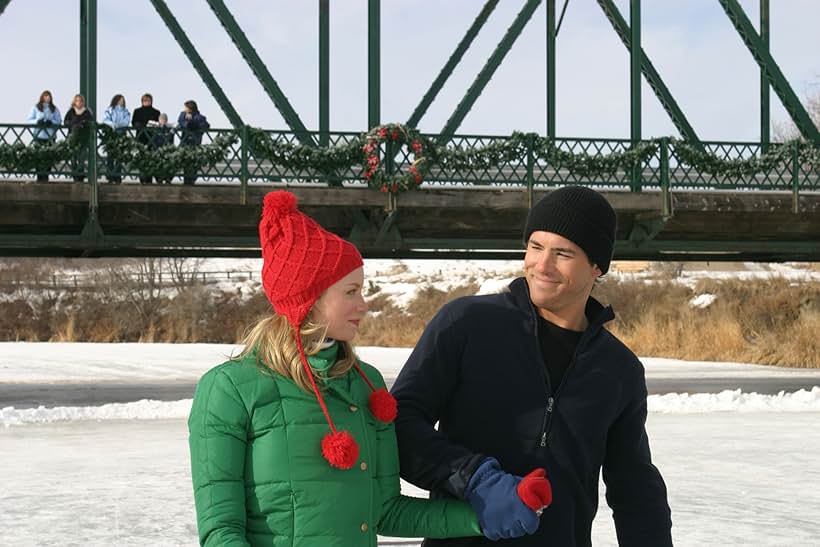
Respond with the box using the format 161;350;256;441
1;123;818;194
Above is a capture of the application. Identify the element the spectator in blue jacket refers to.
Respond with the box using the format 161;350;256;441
102;94;130;183
26;90;62;182
177;100;210;185
392;186;673;546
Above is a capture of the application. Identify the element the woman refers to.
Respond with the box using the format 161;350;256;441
26;90;62;182
102;94;130;183
176;99;209;185
63;94;94;182
188;191;551;546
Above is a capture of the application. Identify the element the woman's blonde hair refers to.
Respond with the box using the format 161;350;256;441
237;312;357;393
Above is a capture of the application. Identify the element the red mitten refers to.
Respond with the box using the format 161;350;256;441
516;468;553;512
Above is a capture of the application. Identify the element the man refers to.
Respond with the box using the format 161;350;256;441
131;93;160;184
391;186;672;546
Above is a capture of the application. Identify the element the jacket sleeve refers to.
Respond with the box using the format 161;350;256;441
390;304;486;499
602;363;672;546
102;108;114;128
50;107;62;125
188;367;252;547
365;367;480;539
26;107;39;123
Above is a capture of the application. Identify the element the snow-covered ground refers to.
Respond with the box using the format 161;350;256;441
7;258;816;310
1;343;820;546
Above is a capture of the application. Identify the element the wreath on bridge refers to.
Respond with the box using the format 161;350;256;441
247;124;661;194
361;124;427;193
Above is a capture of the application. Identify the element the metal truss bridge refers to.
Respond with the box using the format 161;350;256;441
0;0;817;261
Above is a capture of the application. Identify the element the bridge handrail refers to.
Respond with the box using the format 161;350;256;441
0;123;818;192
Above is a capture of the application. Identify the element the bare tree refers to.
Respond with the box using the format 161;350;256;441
167;256;205;293
104;258;166;329
773;90;820;142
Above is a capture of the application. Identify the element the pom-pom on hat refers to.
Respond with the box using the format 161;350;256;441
523;186;617;274
258;191;396;469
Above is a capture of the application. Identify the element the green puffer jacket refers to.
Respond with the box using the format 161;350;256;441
189;344;480;546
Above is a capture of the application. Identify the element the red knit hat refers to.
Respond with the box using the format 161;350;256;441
259;191;397;469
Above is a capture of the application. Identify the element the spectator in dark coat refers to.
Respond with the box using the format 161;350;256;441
149;113;175;184
177;100;210;185
63;94;94;182
132;93;161;184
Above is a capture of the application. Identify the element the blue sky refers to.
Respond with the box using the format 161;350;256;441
1;0;818;141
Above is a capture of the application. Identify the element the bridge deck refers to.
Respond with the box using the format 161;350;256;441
0;181;817;261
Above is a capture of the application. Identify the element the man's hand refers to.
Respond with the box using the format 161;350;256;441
464;458;542;541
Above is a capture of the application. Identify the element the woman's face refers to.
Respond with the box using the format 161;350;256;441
73;96;84;109
42;93;51;104
311;267;368;342
184;105;192;114
117;97;125;107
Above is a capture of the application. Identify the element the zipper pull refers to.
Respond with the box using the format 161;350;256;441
540;432;548;447
547;396;554;413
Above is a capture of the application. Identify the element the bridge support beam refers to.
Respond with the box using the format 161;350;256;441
206;0;311;143
759;0;770;151
368;0;380;129
596;0;699;143
440;0;542;140
150;0;244;129
407;0;499;128
718;0;820;143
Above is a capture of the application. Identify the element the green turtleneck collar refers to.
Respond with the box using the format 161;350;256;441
307;341;341;376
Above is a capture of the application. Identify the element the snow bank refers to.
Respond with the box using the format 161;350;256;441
4;387;819;426
1;399;193;426
649;386;820;413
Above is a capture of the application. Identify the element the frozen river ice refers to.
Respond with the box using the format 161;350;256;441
2;413;819;546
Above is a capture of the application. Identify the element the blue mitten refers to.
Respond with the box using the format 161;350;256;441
464;457;541;540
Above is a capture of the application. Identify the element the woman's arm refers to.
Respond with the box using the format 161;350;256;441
26;107;39;123
360;364;480;539
102;108;114;128
188;366;253;547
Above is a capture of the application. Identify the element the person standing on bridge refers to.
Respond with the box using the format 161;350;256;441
102;94;130;184
63;94;94;182
26;90;62;182
177;100;209;185
391;186;673;546
187;190;551;546
131;93;160;184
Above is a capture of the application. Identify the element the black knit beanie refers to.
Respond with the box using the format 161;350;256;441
523;186;616;274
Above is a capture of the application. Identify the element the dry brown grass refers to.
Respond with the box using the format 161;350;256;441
1;266;817;367
358;283;480;348
599;277;819;367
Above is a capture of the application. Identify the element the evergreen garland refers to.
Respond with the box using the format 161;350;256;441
99;126;238;180
1;123;817;189
672;138;819;178
0;135;80;173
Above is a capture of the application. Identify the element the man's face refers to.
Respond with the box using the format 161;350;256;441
523;231;601;326
142;97;152;107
